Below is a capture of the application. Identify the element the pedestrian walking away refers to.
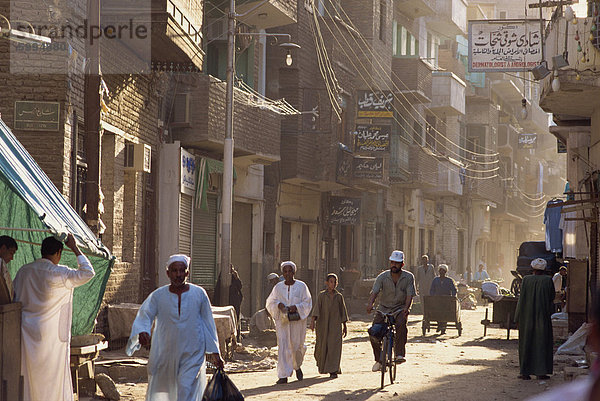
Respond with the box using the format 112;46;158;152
126;254;224;401
367;250;416;372
515;258;555;380
266;260;312;384
311;273;349;378
13;234;95;401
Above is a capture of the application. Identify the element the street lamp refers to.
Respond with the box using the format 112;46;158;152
280;42;301;66
220;0;300;304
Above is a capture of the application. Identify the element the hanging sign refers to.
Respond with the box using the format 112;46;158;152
181;148;197;196
14;101;60;131
468;20;542;72
518;133;537;149
329;196;361;225
353;157;384;179
355;124;390;152
357;90;394;118
557;139;567;154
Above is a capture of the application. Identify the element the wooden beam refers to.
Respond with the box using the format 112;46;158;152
528;0;573;8
561;203;600;213
547;198;600;208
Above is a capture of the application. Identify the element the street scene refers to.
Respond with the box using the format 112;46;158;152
1;0;600;399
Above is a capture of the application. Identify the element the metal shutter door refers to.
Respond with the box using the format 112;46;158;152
191;194;218;287
179;193;193;256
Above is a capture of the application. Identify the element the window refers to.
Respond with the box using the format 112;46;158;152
379;0;386;41
426;32;440;67
393;21;418;57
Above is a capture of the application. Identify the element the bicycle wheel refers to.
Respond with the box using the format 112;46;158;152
380;336;388;389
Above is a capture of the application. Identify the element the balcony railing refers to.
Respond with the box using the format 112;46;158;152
392;58;433;104
429;72;466;115
394;0;435;19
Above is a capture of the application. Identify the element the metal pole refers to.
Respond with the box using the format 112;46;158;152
220;0;235;305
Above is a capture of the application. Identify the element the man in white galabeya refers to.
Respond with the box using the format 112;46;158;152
13;234;95;401
367;250;416;372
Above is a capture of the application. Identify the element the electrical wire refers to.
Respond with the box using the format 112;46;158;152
330;3;501;158
315;6;500;176
321;5;500;166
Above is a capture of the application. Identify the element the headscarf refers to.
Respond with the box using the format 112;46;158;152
531;258;547;271
166;254;191;270
438;264;448;272
280;261;297;273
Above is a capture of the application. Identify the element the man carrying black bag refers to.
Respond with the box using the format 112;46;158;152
203;369;244;401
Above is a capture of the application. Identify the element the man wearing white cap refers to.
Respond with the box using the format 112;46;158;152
515;258;555;380
266;261;313;384
367;250;416;371
126;254;224;400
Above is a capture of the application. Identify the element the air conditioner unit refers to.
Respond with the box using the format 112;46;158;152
124;143;152;173
171;93;190;124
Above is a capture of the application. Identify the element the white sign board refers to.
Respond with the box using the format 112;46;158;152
180;148;197;196
468;20;542;72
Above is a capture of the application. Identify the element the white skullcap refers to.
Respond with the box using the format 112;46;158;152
531;258;547;271
166;254;191;270
280;261;297;273
438;264;448;272
267;272;279;281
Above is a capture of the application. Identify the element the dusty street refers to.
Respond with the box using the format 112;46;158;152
104;304;571;401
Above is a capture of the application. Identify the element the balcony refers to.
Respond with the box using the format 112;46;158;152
426;0;467;37
392;145;439;188
466;175;504;205
519;102;550;135
151;0;204;69
490;73;525;103
392;58;433;104
170;75;281;165
429;72;466;115
235;0;297;30
430;161;463;196
394;0;436;19
539;16;600;118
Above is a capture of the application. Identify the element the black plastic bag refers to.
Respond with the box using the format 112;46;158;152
202;368;244;401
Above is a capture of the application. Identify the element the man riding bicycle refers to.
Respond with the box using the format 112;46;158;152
366;250;416;372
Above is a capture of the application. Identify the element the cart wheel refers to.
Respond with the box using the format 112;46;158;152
422;325;426;336
483;309;489;337
510;278;521;297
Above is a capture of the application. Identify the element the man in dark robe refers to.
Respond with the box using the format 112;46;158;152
515;258;555;380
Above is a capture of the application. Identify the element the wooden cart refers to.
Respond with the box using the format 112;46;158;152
480;296;518;339
422;295;462;336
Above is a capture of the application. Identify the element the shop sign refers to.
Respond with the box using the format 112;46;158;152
518;133;537;149
557;139;567;154
357;90;393;118
355;124;390;152
353;157;384;179
468;20;542;72
180;148;197;196
336;148;353;182
329;196;361;225
14;101;60;131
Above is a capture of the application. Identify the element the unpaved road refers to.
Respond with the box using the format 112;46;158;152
106;306;570;401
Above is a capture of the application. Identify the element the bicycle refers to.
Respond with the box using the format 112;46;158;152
379;312;397;389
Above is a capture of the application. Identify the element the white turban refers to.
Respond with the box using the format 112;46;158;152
438;264;448;272
531;258;547;271
280;261;297;273
166;254;191;270
267;272;279;281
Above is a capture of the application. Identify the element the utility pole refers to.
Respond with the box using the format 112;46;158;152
220;0;236;305
84;0;101;234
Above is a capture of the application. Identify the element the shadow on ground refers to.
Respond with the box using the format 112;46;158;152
240;377;330;396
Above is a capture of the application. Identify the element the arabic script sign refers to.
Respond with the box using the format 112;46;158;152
353;157;384;179
357;90;393;118
518;133;537;149
355;124;390;152
14;101;60;131
468;20;542;72
329;196;361;225
180;148;197;196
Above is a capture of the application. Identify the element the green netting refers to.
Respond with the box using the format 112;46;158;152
0;118;113;336
0;175;113;335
